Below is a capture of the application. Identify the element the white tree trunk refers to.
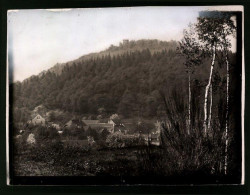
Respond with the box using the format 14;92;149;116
208;84;213;131
224;49;230;175
188;72;191;135
203;44;216;134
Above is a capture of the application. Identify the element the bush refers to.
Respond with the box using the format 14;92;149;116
100;128;110;140
85;127;99;141
106;132;142;148
34;126;60;142
159;89;228;176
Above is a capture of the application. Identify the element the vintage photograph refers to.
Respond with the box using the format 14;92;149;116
7;6;244;185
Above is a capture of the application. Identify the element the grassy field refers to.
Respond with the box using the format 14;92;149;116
13;141;164;176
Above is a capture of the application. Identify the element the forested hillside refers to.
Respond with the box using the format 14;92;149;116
48;39;179;75
10;39;235;123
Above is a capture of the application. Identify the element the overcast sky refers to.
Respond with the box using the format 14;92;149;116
7;6;237;82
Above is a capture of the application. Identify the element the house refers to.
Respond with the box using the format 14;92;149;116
87;123;114;133
150;133;161;146
123;39;129;45
108;119;130;134
31;114;45;126
82;119;115;133
108;119;116;126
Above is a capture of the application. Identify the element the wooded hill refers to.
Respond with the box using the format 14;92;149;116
48;39;179;76
10;39;236;122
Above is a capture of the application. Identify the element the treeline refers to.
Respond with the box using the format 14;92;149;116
11;40;235;122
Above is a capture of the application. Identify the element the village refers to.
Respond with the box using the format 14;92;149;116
15;105;162;148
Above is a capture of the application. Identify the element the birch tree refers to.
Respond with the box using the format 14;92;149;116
219;16;236;175
196;12;234;134
196;12;236;174
178;23;201;134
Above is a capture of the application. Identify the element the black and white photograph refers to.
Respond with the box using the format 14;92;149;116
7;6;244;185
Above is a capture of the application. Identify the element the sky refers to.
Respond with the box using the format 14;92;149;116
7;6;238;82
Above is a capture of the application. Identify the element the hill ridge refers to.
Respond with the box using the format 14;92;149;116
47;39;178;76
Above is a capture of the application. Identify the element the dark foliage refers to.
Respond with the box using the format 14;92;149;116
159;88;236;177
11;40;211;120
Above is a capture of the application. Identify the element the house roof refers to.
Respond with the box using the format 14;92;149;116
32;114;44;120
88;123;113;131
82;120;99;125
99;118;109;123
83;126;89;131
110;118;121;125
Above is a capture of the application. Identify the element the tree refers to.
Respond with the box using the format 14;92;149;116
196;11;236;174
179;23;202;134
85;127;99;141
48;111;56;122
219;14;236;175
196;12;233;134
100;128;110;140
118;89;137;118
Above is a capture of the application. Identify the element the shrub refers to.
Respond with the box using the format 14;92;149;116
106;132;142;148
159;89;228;176
34;126;60;142
85;127;99;141
100;128;110;140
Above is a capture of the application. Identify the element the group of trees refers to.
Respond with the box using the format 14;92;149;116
162;11;238;176
12;37;235;124
11;41;195;120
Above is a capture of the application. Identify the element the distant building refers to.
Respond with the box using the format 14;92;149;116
88;123;114;133
150;133;161;146
31;114;45;126
123;39;129;44
108;119;116;132
82;119;114;133
108;119;116;126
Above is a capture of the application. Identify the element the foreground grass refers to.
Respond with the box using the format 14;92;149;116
12;140;241;185
13;142;161;176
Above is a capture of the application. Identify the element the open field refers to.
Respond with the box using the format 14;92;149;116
13;142;164;176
